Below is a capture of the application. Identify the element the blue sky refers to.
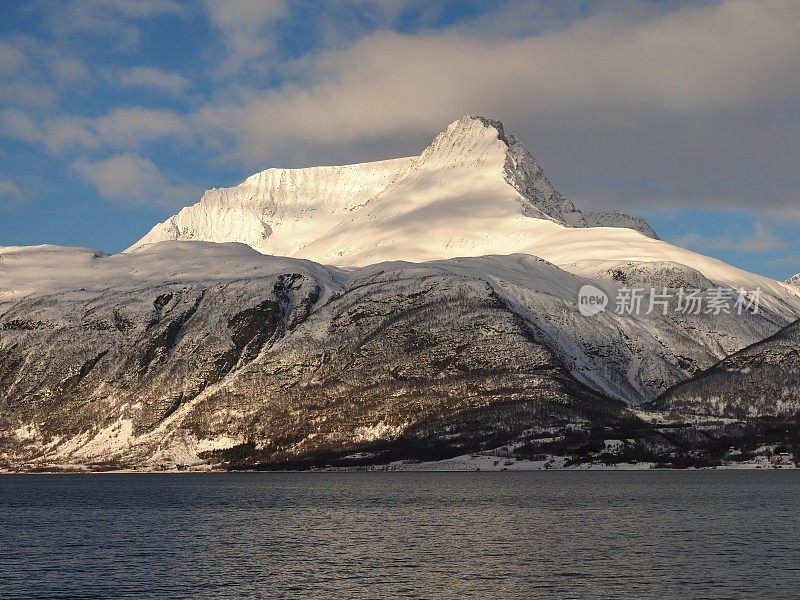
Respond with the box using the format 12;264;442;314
1;0;798;279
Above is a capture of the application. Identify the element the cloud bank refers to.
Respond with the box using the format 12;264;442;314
194;0;800;220
72;153;200;208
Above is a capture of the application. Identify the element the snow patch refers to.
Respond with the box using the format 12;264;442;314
353;421;404;443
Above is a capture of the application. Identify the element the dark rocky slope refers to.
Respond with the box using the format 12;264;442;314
1;243;798;470
652;318;800;418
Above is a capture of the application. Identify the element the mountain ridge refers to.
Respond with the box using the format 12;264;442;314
652;317;800;418
2;242;799;470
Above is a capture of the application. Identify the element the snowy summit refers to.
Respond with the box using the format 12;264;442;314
129;116;658;263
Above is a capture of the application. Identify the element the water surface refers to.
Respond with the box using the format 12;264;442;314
1;471;797;599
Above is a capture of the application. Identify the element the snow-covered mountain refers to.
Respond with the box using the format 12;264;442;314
1;242;798;469
3;115;800;470
787;273;800;287
130;116;659;259
130;116;794;304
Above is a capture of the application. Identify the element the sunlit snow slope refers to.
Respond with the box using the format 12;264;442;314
131;116;660;259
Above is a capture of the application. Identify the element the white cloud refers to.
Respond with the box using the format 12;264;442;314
105;0;185;18
202;0;288;77
0;81;56;107
0;40;27;74
0;179;22;204
49;56;89;83
739;223;786;253
71;153;199;207
116;66;191;96
72;154;161;200
43;117;100;153
42;0;185;48
92;107;190;147
0;107;190;154
0;108;41;143
0;35;90;114
676;222;787;254
194;0;800;218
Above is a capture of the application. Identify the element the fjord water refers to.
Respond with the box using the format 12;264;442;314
1;472;797;599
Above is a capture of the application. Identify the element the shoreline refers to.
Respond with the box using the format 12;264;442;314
3;456;797;475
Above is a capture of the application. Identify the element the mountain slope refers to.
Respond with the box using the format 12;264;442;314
132;156;416;259
1;243;633;469
4;116;800;469
2;243;797;469
652;318;800;418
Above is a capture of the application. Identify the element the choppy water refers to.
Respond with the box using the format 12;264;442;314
0;471;798;599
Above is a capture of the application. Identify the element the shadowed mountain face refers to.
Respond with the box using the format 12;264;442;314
1;243;797;469
653;318;800;418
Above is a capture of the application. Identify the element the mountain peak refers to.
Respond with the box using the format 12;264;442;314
129;115;659;261
447;115;508;138
421;117;561;213
419;115;510;165
431;117;660;237
437;115;526;153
